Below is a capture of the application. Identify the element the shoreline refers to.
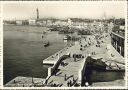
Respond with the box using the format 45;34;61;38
3;25;50;33
3;25;67;85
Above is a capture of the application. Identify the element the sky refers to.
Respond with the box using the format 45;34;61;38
3;1;126;20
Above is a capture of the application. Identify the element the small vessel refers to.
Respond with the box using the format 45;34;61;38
44;41;49;47
63;35;71;40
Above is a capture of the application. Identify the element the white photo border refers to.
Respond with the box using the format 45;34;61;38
0;0;127;89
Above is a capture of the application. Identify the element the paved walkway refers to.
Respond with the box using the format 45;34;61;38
43;46;70;65
46;33;125;87
5;76;45;87
47;57;84;87
92;79;125;87
5;33;125;87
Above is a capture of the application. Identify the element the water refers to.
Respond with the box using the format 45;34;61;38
91;70;124;82
3;25;125;85
3;25;67;84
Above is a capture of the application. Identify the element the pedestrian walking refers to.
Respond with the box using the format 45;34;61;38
69;80;72;87
64;74;67;81
45;79;48;85
13;80;16;83
73;77;75;82
23;84;24;87
67;81;69;87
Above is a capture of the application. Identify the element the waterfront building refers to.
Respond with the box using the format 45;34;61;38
16;20;29;25
67;18;72;27
108;22;114;33
111;25;125;57
37;20;47;26
16;20;22;25
36;21;42;26
54;20;61;26
28;19;36;25
3;20;16;25
54;20;67;26
22;20;29;25
67;18;91;29
46;20;53;26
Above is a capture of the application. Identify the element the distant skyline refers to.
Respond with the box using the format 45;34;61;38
3;1;126;20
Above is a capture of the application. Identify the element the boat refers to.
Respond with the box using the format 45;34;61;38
63;35;71;40
44;41;49;47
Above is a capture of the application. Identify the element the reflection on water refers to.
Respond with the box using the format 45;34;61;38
3;25;67;84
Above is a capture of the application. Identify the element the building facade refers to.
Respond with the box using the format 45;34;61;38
28;19;36;25
111;26;125;57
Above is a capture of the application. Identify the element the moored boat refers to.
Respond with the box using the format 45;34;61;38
63;35;71;40
44;41;49;47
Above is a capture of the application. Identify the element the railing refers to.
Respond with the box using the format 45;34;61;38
111;31;124;39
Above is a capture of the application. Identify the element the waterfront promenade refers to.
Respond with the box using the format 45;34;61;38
43;46;70;65
45;33;125;87
5;33;125;87
46;57;85;87
4;76;45;87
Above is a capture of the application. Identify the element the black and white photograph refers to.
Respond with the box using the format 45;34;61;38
0;1;127;89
